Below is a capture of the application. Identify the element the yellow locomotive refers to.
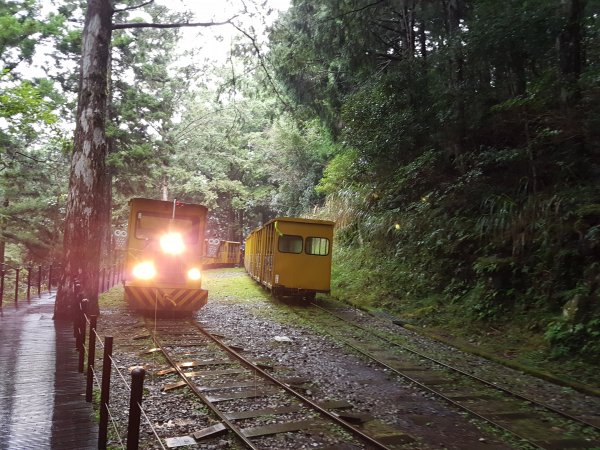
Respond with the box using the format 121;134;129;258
123;198;208;314
202;239;241;268
244;217;334;299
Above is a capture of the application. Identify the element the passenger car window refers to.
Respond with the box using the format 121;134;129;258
278;235;303;253
305;237;330;256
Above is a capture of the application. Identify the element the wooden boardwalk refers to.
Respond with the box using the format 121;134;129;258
0;293;98;450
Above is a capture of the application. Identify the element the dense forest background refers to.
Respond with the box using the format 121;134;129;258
1;0;599;370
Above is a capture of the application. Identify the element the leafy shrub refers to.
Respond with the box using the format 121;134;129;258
544;319;600;359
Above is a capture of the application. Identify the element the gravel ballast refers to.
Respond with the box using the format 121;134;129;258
94;269;599;449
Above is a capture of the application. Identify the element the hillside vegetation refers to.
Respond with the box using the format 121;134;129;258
267;0;600;373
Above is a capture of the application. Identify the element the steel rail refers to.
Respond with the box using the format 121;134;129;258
187;319;394;450
294;305;546;449
312;302;600;432
145;319;261;450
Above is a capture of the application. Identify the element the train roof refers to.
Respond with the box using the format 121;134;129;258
247;217;335;236
129;197;208;212
267;217;335;226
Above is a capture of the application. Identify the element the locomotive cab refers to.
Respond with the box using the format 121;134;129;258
123;198;208;314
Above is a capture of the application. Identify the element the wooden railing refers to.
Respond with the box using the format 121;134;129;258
0;259;124;306
0;263;57;306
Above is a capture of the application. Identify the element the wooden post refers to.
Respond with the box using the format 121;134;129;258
14;268;19;303
127;367;145;450
98;336;113;449
27;266;32;301
86;316;97;402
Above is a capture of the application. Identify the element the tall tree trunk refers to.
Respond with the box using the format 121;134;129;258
162;175;169;200
102;49;115;269
443;0;466;155
418;20;427;61
0;196;8;266
558;0;586;108
54;0;113;320
238;209;244;243
510;48;527;97
227;195;236;241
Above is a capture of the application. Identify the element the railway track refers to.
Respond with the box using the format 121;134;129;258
142;317;416;449
288;302;600;450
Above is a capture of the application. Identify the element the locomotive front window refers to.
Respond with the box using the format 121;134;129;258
305;237;330;256
135;212;199;243
278;235;303;253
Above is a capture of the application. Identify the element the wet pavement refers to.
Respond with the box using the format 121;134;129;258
0;293;97;449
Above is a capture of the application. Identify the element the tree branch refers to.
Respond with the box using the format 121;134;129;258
112;16;238;30
14;150;58;164
173;110;220;143
230;22;295;113
371;51;403;61
320;0;385;22
113;0;154;13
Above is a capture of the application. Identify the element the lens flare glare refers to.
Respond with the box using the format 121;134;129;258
160;232;185;255
187;268;202;281
132;261;156;280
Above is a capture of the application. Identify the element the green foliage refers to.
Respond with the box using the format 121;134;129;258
0;141;70;263
332;245;412;311
171;86;275;239
341;69;434;173
107;3;200;230
545;319;600;359
0;74;58;139
316;148;360;196
261;118;333;215
0;0;66;71
0;1;69;265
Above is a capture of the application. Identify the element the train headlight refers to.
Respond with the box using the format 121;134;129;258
160;232;185;255
132;261;156;280
187;267;202;281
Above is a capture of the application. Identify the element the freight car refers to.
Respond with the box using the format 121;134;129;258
202;239;241;268
123;198;209;314
244;217;334;299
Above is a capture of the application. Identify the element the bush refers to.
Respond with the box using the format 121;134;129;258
544;319;600;359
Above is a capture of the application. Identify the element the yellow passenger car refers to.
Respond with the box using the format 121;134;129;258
244;217;334;299
202;239;241;268
123;198;208;314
